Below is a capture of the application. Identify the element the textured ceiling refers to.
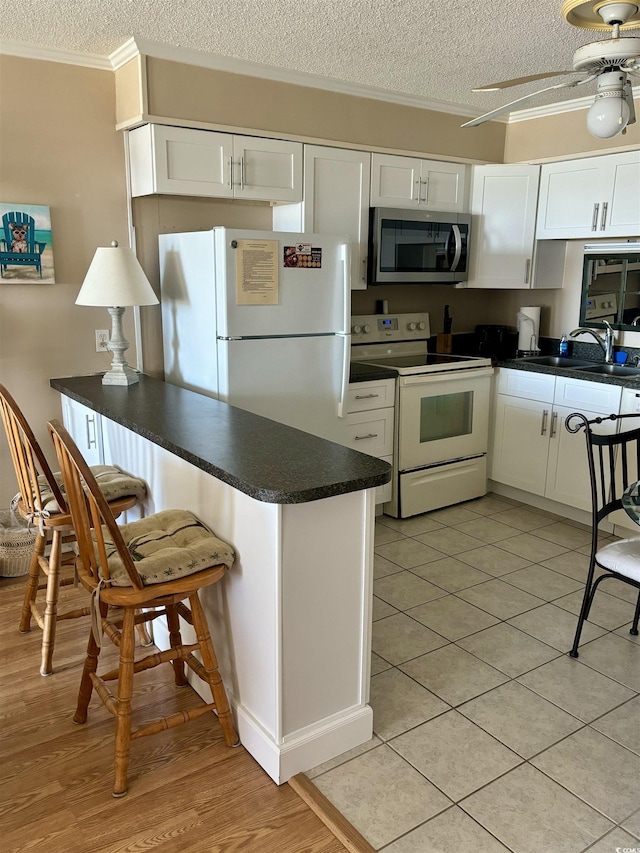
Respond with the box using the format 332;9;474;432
0;0;632;115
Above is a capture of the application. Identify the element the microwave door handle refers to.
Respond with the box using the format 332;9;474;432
449;224;462;272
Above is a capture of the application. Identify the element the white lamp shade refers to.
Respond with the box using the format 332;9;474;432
76;243;159;307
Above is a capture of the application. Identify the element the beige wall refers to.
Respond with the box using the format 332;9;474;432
118;56;506;164
0;55;132;505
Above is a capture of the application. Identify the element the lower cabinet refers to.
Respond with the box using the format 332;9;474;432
491;369;621;512
345;379;395;504
60;396;104;466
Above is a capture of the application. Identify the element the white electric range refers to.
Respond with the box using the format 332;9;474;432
351;313;493;518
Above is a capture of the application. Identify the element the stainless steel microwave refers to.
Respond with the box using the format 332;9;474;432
368;208;471;285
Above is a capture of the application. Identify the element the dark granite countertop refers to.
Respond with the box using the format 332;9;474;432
349;362;397;383
497;358;640;389
51;374;391;505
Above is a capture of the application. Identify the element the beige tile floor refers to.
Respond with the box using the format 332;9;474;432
307;493;640;853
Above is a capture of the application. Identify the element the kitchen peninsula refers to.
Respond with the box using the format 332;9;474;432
50;373;390;784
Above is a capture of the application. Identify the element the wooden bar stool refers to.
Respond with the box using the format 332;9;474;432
0;384;148;675
48;418;240;797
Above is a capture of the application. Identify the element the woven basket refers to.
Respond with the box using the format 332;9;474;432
0;509;36;577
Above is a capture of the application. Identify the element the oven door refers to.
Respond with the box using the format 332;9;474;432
398;369;493;471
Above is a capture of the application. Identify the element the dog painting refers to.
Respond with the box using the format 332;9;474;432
9;222;29;253
0;202;55;283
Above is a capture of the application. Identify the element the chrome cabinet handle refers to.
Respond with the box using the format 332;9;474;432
422;177;429;204
414;179;421;202
86;414;97;449
355;393;380;399
227;156;233;189
362;256;367;281
354;433;378;440
541;409;549;436
524;258;531;285
600;201;608;231
239;156;245;190
592;203;600;231
550;411;558;438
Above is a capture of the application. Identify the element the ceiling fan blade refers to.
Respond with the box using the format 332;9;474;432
472;71;577;91
462;74;598;128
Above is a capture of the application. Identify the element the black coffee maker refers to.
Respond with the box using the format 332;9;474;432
474;325;516;362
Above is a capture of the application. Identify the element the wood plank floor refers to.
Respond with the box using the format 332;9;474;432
0;574;355;853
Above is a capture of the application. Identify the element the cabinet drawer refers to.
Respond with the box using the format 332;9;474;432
347;379;395;412
345;409;394;457
554;376;621;415
497;368;555;403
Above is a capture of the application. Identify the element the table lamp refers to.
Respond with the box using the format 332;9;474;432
76;241;159;386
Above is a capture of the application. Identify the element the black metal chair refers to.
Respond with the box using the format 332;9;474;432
565;412;640;658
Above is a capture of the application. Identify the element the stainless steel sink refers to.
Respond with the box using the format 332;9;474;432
517;355;596;368
574;363;640;377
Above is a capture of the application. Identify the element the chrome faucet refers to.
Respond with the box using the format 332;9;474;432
569;320;615;363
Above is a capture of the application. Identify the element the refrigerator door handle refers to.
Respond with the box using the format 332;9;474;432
341;242;351;333
337;333;351;419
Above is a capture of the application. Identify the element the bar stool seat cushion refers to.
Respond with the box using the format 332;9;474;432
99;509;235;587
32;465;148;514
597;538;640;583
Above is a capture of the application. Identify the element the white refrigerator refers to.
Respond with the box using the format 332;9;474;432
159;228;352;444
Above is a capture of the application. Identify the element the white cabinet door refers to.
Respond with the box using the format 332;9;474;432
370;153;423;208
420;160;468;213
60;397;104;467
545;404;618;511
129;124;233;198
467;164;540;289
300;145;370;290
491;393;550;496
606;151;640;237
536;157;604;239
370;153;468;211
232;135;302;202
536;151;640;239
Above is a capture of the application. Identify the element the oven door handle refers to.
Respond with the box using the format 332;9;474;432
400;367;494;386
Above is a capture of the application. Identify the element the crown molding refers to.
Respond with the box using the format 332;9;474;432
3;35;636;126
509;84;640;122
0;38;111;69
115;37;485;119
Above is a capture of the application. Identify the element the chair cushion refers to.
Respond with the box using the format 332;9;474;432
596;538;640;583
99;509;235;587
35;465;147;514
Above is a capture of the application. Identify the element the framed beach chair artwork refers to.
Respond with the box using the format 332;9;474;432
0;203;55;283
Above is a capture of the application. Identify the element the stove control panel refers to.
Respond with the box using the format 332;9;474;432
351;313;430;344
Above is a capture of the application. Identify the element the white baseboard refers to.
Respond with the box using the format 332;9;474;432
152;619;373;784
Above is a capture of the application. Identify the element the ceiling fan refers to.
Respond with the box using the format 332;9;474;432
463;0;640;138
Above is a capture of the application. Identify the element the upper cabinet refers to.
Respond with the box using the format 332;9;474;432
466;164;541;289
273;145;371;290
128;124;303;203
535;150;640;240
370;153;469;212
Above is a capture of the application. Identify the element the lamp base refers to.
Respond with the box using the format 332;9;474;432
102;365;139;386
102;305;139;386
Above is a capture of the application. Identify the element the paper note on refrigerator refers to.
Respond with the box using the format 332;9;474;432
236;239;279;305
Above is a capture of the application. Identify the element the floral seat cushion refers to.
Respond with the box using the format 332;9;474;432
98;509;235;587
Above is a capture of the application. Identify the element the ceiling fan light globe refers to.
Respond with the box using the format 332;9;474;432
586;92;631;136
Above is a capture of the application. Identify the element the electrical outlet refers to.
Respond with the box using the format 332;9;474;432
95;330;110;352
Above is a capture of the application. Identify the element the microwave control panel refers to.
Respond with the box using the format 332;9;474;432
351;313;430;343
